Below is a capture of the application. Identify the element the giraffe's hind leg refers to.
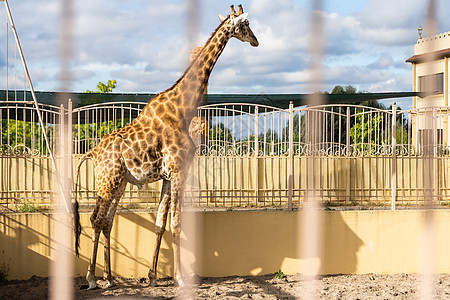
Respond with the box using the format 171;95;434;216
86;184;124;289
103;225;115;288
86;227;101;290
100;183;126;288
148;179;171;286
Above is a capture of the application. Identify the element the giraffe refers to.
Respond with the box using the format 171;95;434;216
73;4;258;289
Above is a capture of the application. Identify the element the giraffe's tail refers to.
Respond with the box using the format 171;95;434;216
73;149;94;257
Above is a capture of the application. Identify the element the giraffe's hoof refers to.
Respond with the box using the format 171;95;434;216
149;278;158;287
86;282;98;290
176;278;186;288
148;271;157;286
106;279;115;288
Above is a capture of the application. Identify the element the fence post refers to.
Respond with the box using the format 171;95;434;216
254;106;259;204
288;101;294;211
346;107;351;155
433;109;439;204
67;99;73;187
59;104;66;207
346;107;351;204
391;103;397;210
59;104;65;155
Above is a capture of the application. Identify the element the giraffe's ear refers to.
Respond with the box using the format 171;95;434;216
232;12;248;25
218;14;226;23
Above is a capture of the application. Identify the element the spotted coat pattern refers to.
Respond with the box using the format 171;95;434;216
73;5;258;289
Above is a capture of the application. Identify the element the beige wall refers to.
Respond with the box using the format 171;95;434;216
415;31;450;55
1;210;450;280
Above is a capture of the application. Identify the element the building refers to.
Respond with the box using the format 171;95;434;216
406;28;450;150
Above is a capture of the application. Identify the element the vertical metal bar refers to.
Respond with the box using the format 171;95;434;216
346;107;351;156
67;100;73;185
31;104;35;152
15;102;17;149
433;109;438;203
22;101;26;150
254;106;259;204
232;106;236;153
391;103;397;210
346;107;351;203
263;108;267;155
3;0;70;211
59;104;66;202
5;12;8;101
288;101;294;211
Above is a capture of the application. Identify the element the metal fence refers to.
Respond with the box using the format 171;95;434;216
0;100;62;156
1;99;450;211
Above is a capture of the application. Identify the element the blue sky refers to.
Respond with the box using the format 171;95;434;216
1;0;450;109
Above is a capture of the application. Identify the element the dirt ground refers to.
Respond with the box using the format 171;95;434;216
1;273;450;299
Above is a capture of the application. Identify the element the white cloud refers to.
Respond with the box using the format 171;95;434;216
1;0;448;101
368;53;396;69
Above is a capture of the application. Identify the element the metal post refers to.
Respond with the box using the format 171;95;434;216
288;101;294;211
67;100;73;191
346;107;351;156
391;103;397;210
59;104;67;207
3;0;70;212
432;109;438;204
346;107;351;204
254;106;259;204
254;106;259;156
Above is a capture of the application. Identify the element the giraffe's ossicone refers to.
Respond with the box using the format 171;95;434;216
73;4;258;290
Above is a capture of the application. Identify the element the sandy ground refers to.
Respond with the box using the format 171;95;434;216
1;273;450;299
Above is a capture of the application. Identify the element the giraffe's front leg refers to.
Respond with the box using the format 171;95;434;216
148;180;171;286
170;180;185;288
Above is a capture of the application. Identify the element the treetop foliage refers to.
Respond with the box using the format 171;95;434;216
86;80;117;94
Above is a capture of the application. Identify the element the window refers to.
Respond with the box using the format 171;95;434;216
419;73;444;93
417;128;443;153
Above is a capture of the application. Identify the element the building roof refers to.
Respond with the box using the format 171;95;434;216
406;47;450;63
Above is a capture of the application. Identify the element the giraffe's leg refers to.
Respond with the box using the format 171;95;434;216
148;179;171;286
170;181;185;287
103;226;115;288
86;228;101;290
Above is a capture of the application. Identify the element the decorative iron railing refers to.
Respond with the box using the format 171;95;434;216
2;99;450;211
0;101;62;156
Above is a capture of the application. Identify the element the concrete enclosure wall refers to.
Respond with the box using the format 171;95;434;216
1;210;449;280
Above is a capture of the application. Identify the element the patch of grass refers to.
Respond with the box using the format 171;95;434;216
274;269;286;279
0;251;10;282
16;203;48;213
125;203;143;210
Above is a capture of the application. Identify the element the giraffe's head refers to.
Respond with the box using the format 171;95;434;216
218;5;259;47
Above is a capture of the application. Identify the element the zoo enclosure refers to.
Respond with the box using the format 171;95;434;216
1;98;449;210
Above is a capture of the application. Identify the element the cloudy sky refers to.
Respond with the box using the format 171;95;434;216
1;0;450;105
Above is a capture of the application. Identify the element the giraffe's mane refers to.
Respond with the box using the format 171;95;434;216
164;14;233;93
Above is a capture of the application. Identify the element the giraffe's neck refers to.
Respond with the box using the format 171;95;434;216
169;20;232;124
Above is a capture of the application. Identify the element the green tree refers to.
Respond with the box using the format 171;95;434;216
331;85;357;95
1;119;53;155
258;129;281;154
74;80;126;153
207;123;234;155
86;80;117;93
280;85;399;155
350;114;383;150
